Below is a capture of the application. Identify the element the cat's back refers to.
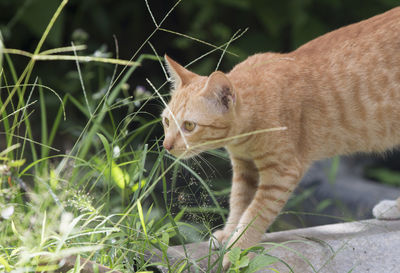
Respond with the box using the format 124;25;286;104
294;7;400;57
226;8;400;162
290;7;400;158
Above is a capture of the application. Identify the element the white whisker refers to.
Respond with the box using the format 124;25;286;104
192;126;287;150
195;153;220;178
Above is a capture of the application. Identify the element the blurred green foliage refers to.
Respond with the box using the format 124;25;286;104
366;167;400;187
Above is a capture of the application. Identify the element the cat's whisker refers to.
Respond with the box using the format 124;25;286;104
171;149;218;183
193;127;287;150
199;156;221;179
182;151;213;180
191;151;219;178
187;155;206;175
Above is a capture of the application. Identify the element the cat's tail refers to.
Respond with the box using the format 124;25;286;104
373;197;400;220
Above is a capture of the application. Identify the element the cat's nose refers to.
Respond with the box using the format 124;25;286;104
163;140;174;151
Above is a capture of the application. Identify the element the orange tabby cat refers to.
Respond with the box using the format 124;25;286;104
162;7;400;269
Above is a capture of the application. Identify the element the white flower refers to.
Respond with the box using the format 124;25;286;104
0;164;10;175
1;206;14;219
59;212;74;235
113;146;121;158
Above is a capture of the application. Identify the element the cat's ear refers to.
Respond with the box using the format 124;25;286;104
202;71;235;113
164;55;198;90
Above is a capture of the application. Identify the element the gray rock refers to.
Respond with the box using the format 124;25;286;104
291;157;400;226
147;219;400;273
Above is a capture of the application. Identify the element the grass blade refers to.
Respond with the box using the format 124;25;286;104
137;200;148;239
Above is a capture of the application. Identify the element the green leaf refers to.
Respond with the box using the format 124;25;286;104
11;220;22;241
243;255;278;273
0;256;12;272
0;143;20;157
111;162;129;189
173;208;186;222
228;247;241;264
315;199;332;212
162;232;170;244
8;159;25;168
73;254;81;273
238;255;250;268
102;161;129;189
132;178;146;192
175;261;187;273
49;169;58;189
97;133;111;162
160;232;169;252
328;156;340;184
39;87;48;161
147;219;154;231
92;263;100;273
137;200;148;239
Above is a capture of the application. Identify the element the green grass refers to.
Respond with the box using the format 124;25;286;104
0;1;361;272
0;1;229;272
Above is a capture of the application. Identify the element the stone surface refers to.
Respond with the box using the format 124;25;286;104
148;219;400;273
293;157;400;226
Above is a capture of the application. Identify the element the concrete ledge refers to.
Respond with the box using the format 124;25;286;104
148;219;400;273
259;219;400;272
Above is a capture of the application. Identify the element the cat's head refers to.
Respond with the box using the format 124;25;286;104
161;55;237;158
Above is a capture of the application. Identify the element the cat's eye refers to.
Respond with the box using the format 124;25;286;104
164;117;169;127
183;121;196;132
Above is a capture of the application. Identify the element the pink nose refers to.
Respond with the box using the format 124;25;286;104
163;140;174;151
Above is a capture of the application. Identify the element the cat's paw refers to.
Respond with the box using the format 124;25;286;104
210;229;229;250
222;254;231;271
373;199;400;220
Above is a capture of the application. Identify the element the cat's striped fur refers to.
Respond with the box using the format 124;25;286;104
162;7;400;269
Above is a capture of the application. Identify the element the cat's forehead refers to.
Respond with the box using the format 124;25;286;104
164;96;201;120
174;75;207;95
162;76;207;118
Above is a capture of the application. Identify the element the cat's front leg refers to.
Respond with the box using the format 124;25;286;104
211;157;258;249
222;160;303;269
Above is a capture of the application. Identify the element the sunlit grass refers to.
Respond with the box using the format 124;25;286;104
0;0;226;271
